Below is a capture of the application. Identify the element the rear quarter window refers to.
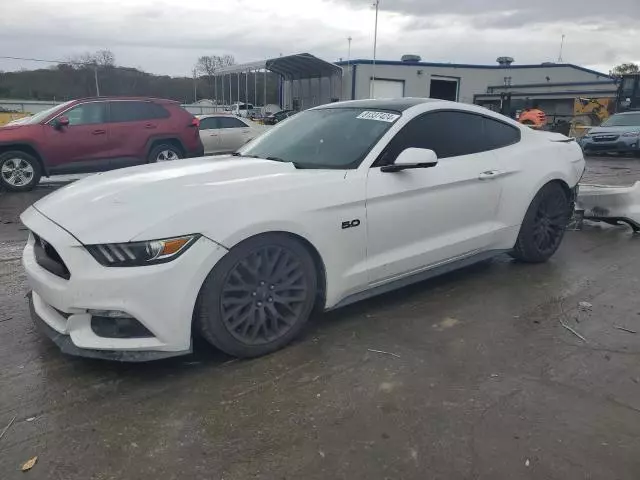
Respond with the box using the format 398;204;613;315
109;101;170;122
482;117;521;150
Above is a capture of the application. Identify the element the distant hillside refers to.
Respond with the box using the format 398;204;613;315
0;64;280;104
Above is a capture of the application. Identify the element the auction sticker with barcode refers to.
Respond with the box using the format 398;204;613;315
356;111;400;122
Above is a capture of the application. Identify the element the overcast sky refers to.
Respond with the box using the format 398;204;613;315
1;0;637;77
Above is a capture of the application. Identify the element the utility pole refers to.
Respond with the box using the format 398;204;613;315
347;36;352;69
192;68;197;102
94;65;100;96
214;72;218;105
372;0;380;98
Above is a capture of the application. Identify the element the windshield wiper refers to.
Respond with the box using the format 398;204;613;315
232;153;261;158
233;154;304;168
266;157;306;169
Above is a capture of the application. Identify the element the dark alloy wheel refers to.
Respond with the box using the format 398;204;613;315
511;182;571;263
195;234;318;357
221;245;309;345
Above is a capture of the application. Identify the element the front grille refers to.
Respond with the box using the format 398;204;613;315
593;135;619;142
586;144;620;151
32;233;71;280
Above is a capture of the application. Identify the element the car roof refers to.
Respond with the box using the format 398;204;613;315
316;97;441;112
615;111;640;115
197;113;245;118
71;96;179;104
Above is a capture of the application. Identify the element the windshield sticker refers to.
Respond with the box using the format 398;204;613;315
356;111;400;122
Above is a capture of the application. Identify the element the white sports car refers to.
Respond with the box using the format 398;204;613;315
21;98;585;361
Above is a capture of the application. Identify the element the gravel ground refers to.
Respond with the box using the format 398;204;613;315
1;156;640;479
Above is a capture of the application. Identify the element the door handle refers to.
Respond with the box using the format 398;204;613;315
144;124;157;129
209;133;218;137
478;170;503;180
91;129;106;135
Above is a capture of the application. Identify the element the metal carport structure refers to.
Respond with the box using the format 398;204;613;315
213;53;343;112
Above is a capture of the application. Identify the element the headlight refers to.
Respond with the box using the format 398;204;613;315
86;235;200;267
622;131;640;137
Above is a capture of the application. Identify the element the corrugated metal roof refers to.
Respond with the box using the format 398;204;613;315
213;53;342;79
266;53;342;79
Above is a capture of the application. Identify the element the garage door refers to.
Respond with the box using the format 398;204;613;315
370;79;404;99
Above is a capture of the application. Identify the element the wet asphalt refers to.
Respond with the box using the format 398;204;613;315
1;157;640;479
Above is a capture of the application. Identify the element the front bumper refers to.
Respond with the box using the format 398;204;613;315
576;181;640;232
581;137;640;153
21;207;228;361
28;293;189;361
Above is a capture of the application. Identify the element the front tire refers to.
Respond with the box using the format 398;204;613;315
195;234;318;358
0;151;42;192
148;144;182;163
510;182;571;263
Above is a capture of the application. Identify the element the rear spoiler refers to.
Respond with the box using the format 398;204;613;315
534;130;576;143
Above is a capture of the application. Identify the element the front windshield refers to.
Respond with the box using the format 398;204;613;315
601;113;640;127
24;101;74;125
238;108;400;169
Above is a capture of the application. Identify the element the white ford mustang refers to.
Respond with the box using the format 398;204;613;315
21;98;585;361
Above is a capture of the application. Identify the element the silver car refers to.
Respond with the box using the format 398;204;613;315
581;112;640;156
197;114;266;155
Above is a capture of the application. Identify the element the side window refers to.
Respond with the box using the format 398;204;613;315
483;117;521;150
218;117;248;129
62;103;107;126
109;101;169;123
199;117;219;130
379;110;502;164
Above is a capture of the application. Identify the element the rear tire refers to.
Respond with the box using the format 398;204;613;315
148;144;182;163
194;234;318;358
0;150;42;192
510;182;571;263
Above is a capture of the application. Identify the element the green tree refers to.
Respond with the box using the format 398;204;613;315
610;63;640;77
195;55;236;102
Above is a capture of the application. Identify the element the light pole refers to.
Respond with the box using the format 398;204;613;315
347;36;352;69
372;0;380;98
94;65;100;97
192;68;197;103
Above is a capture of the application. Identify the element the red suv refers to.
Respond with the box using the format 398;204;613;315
0;97;204;191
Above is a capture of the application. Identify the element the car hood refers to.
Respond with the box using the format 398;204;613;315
32;156;346;244
587;125;640;135
0;123;30;132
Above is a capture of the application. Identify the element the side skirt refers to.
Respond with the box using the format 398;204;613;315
328;249;509;311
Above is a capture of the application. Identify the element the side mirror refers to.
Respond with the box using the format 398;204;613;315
381;147;438;172
53;116;70;129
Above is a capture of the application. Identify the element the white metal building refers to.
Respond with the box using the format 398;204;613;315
337;58;615;104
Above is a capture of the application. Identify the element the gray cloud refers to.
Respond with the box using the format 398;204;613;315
0;0;638;77
343;0;640;27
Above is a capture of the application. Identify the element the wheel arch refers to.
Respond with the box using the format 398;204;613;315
146;137;186;158
524;174;574;213
223;230;328;312
0;143;46;174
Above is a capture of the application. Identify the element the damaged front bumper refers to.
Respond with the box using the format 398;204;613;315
575;182;640;232
28;293;191;362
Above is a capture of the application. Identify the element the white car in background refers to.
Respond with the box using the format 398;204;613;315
228;103;254;118
21;98;584;362
197;114;265;155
